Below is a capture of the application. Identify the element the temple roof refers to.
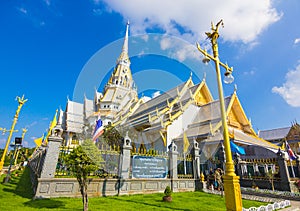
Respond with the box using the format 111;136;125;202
174;96;231;139
173;92;279;150
258;127;291;141
125;78;207;128
132;82;187;117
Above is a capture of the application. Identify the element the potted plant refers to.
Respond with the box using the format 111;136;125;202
163;186;172;202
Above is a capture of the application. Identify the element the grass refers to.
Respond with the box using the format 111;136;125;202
0;168;268;211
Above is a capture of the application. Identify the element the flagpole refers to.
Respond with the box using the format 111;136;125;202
184;152;187;175
285;140;296;178
290;158;295;178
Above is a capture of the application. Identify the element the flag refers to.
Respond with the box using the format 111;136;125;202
34;136;43;147
44;110;58;145
92;116;104;143
49;109;58;131
285;141;297;160
183;131;190;153
41;132;47;145
230;141;245;155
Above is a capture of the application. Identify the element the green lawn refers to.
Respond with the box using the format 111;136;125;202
0;168;268;211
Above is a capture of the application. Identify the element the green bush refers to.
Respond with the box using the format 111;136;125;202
164;186;172;197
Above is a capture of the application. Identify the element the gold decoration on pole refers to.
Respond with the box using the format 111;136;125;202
0;128;18;135
196;20;243;210
0;95;27;171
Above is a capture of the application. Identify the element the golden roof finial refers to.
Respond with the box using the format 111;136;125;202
234;84;238;93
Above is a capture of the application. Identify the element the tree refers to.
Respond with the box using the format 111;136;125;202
102;124;123;147
65;140;103;211
102;124;138;148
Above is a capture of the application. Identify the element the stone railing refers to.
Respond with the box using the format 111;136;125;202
34;178;199;198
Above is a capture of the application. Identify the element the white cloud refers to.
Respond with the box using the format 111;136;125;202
152;91;161;98
93;8;103;16
140;91;162;102
44;0;51;6
159;36;201;62
294;38;300;44
17;7;28;14
243;70;255;76
0;138;6;144
93;0;102;5
160;37;171;50
99;0;282;44
141;96;151;102
26;121;38;128
173;44;200;62
141;34;149;42
23;141;29;147
272;64;300;107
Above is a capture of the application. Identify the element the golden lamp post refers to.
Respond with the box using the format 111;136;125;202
14;128;28;165
0;95;27;171
196;20;242;211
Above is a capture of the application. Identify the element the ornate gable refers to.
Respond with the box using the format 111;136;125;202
226;92;256;136
193;79;214;106
286;123;300;141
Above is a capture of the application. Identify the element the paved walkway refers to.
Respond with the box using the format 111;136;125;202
204;189;300;210
281;200;300;211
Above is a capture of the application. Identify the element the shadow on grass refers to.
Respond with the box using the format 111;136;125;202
2;167;34;199
2;167;68;209
23;198;66;209
15;167;34;198
108;196;193;211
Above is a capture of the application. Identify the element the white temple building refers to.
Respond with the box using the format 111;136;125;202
59;23;278;158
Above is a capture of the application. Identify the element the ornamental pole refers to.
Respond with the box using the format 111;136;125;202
0;96;27;171
196;20;242;210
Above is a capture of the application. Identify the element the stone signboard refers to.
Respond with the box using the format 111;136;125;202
132;155;168;179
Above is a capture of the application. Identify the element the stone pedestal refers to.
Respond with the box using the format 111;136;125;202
192;139;200;179
168;141;178;192
168;141;178;180
40;127;63;178
223;174;243;211
119;133;132;179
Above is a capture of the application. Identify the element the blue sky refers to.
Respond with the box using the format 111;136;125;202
0;0;299;148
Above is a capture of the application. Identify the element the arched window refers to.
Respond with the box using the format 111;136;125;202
124;75;128;86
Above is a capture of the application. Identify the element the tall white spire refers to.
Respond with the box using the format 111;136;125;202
117;21;130;64
100;21;138;118
122;20;129;54
105;21;136;92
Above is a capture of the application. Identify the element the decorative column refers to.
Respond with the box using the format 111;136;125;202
192;139;204;191
277;149;291;191
192;138;200;179
234;153;242;177
119;132;132;179
168;141;178;179
219;143;226;171
296;156;300;178
168;141;178;192
40;126;63;178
